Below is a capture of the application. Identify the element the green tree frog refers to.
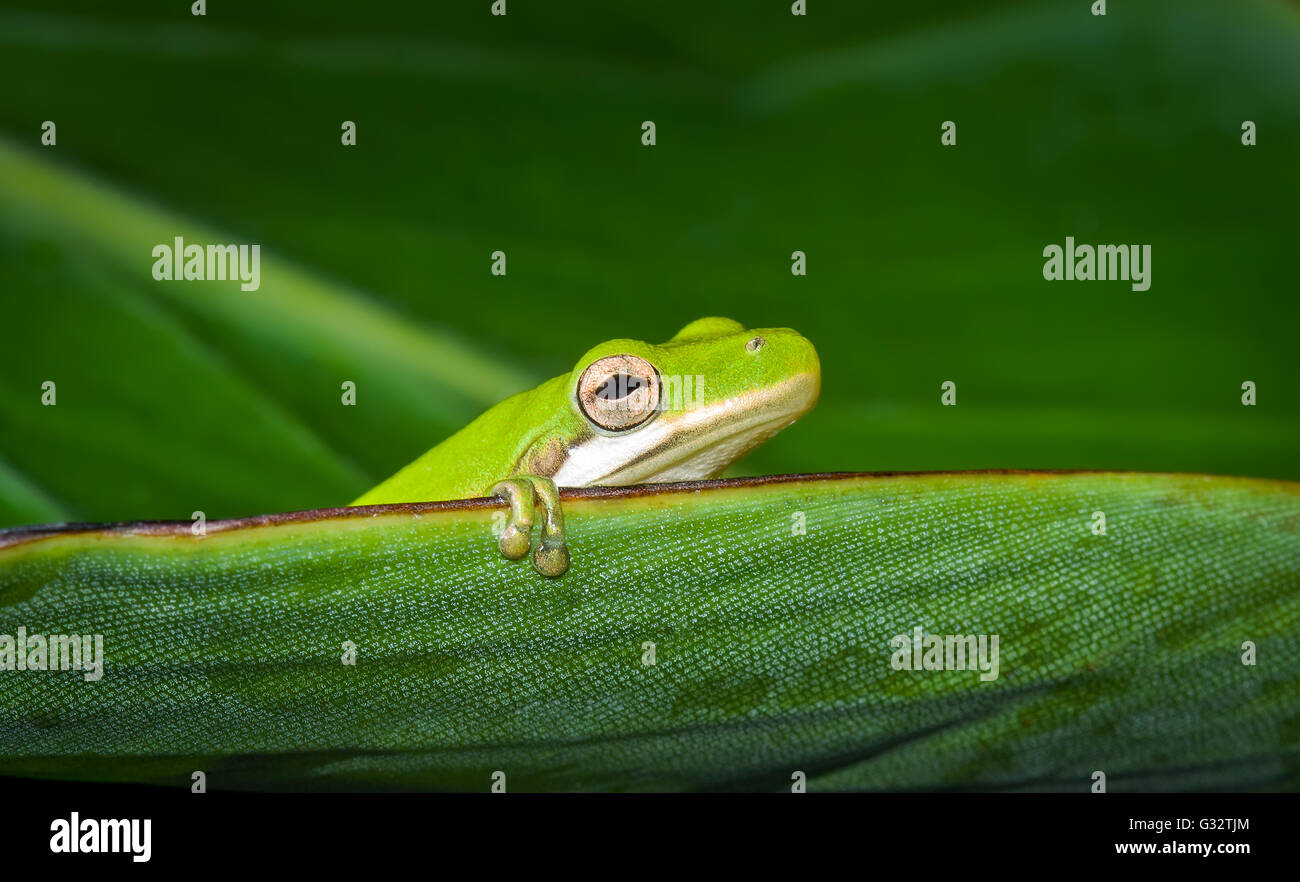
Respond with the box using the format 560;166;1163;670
352;317;820;576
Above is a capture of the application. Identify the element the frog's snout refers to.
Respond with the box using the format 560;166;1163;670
750;327;821;419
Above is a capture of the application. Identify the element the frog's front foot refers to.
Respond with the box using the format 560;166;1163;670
491;476;570;577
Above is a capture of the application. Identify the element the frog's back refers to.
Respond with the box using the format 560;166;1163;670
351;377;566;505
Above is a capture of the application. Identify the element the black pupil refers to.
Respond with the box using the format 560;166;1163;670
596;373;644;401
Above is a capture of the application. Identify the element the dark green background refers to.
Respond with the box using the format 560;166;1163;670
1;0;1297;527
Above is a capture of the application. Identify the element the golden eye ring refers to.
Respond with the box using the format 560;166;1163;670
576;355;661;432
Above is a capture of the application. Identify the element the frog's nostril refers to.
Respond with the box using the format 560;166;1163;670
746;336;766;353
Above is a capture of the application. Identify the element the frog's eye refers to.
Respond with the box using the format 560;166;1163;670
576;354;661;432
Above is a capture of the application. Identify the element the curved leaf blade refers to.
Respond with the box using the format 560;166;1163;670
0;471;1297;791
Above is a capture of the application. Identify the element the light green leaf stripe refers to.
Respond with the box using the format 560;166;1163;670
0;10;717;102
0;137;529;412
0;455;68;526
738;0;1300;114
0;471;1297;791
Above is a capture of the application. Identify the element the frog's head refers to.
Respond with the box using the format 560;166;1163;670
549;317;820;486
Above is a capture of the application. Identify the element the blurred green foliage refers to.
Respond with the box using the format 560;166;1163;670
0;0;1297;527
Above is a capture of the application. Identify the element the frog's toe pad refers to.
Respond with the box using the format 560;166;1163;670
498;525;531;560
491;475;569;577
532;543;570;578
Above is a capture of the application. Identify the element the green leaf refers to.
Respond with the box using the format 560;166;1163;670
2;471;1296;791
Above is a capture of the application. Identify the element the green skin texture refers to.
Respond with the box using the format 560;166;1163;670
352;316;821;504
351;317;822;575
1;472;1297;791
